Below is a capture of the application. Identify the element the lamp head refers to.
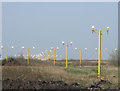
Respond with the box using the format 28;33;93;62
22;46;24;49
75;48;78;50
32;46;35;49
84;48;87;51
11;46;14;49
106;26;109;34
92;26;95;33
92;26;94;30
107;26;109;30
70;41;72;45
56;47;59;50
1;45;3;49
115;48;118;51
50;50;52;52
62;41;65;45
95;48;97;51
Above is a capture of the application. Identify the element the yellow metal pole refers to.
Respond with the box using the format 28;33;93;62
6;48;8;61
66;44;68;68
48;51;49;62
98;30;101;78
80;49;82;66
27;48;29;64
54;49;56;65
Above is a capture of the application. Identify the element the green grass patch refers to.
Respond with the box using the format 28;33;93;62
90;68;98;73
64;68;89;74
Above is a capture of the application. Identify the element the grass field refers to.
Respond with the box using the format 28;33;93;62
2;58;119;89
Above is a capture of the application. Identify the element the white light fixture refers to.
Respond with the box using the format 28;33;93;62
92;26;94;30
32;46;35;49
95;48;97;51
62;41;65;45
115;48;118;51
1;45;3;49
56;47;59;50
84;48;87;51
70;41;72;45
75;48;78;50
107;26;109;30
50;50;52;52
11;46;14;49
22;46;25;49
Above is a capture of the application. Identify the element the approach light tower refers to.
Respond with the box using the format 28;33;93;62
92;26;109;78
62;41;72;68
51;47;59;65
11;46;14;57
22;46;35;64
75;48;82;66
45;50;51;62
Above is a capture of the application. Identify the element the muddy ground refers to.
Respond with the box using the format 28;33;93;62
2;78;84;89
2;78;112;90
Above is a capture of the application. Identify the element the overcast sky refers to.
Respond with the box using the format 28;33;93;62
1;2;118;60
